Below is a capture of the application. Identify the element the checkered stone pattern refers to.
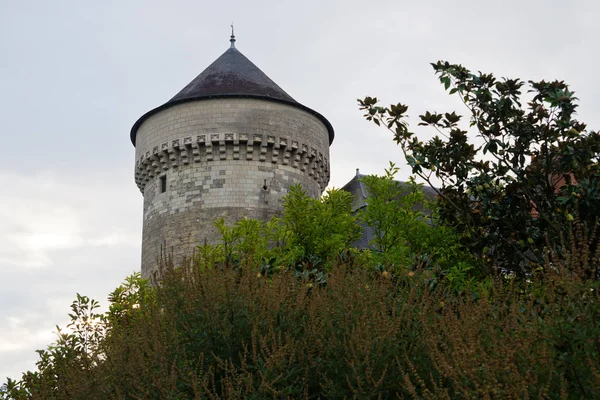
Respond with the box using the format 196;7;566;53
134;98;331;280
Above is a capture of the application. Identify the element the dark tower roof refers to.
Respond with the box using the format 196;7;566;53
130;38;334;146
170;47;296;104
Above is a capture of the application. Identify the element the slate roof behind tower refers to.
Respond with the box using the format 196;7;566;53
131;39;334;146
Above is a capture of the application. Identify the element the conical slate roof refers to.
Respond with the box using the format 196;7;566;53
131;40;334;145
170;46;297;104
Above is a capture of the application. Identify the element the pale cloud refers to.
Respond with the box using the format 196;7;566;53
0;316;55;353
0;171;139;270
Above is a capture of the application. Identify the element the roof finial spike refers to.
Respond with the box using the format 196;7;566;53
230;23;236;48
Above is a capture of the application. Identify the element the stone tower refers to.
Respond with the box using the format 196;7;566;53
131;34;334;280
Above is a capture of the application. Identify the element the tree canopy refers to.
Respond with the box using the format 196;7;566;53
360;61;600;274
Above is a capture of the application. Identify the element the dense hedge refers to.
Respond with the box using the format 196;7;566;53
2;228;599;399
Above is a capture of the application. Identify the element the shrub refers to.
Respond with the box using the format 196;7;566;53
197;184;361;286
359;162;478;285
3;230;599;399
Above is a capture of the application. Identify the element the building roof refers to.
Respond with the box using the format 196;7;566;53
340;170;439;213
340;170;440;249
130;37;334;146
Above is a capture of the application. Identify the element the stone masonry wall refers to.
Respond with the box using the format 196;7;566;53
134;98;331;280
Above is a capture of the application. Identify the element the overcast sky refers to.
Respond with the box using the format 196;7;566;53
1;0;599;382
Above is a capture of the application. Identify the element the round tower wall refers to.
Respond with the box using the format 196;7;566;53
134;98;331;280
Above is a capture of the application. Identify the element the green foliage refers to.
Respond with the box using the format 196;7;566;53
106;272;152;328
360;162;424;255
3;231;599;399
275;185;361;269
215;217;268;269
202;185;360;284
359;62;600;274
0;294;108;399
360;162;476;281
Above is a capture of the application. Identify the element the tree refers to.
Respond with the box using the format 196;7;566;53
359;62;600;274
210;185;361;284
276;185;361;269
359;162;474;280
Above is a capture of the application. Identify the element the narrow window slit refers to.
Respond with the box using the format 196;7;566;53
160;175;167;193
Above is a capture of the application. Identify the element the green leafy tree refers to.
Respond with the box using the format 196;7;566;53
0;294;108;399
215;217;268;269
106;272;153;328
359;62;600;274
206;185;360;283
274;185;361;269
360;162;426;256
360;163;477;290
